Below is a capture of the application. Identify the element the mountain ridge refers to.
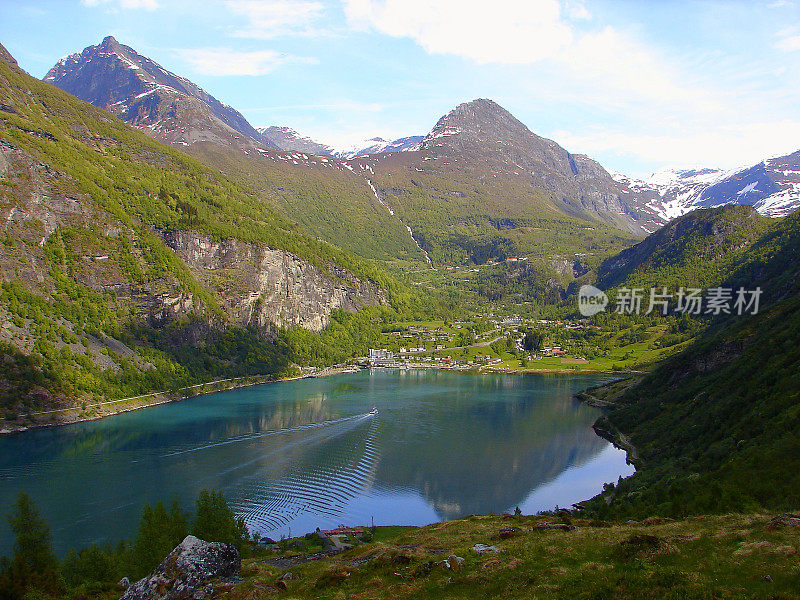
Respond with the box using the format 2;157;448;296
613;152;800;224
44;36;274;151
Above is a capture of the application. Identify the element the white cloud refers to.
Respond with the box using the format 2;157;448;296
343;0;573;64
775;33;800;51
565;1;591;20
341;1;714;108
81;0;158;9
225;0;325;38
175;48;317;76
553;120;800;174
341;0;794;173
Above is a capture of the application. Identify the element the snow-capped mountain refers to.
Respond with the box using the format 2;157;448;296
335;136;423;159
612;151;800;223
256;128;424;159
257;126;335;156
697;152;800;217
44;36;272;151
612;167;727;224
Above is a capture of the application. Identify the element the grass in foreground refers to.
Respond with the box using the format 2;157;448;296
231;513;800;600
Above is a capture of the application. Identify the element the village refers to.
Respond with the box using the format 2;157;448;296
356;314;614;373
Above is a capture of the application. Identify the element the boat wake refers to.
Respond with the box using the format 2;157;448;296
237;416;381;534
161;411;376;458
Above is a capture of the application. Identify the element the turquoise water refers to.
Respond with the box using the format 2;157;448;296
0;369;633;554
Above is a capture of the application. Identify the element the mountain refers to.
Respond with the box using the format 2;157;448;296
256;128;424;159
697;151;800;216
595;204;770;290
335;135;424;158
581;209;800;519
44;36;273;151
613;151;800;224
612;167;725;225
0;45;394;420
348;98;647;264
257;126;335;156
44;40;644;267
43;38;429;263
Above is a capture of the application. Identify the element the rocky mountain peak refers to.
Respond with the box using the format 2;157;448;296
0;42;18;66
422;98;529;148
43;37;271;150
98;35;122;52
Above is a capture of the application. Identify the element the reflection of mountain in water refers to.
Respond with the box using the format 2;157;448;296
374;371;609;520
0;390;357;554
0;370;619;554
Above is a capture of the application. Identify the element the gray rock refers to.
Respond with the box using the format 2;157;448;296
120;535;240;600
472;544;502;554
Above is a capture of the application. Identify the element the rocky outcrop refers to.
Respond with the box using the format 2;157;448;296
161;230;386;332
120;536;240;600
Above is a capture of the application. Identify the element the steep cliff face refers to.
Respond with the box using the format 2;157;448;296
161;230;385;332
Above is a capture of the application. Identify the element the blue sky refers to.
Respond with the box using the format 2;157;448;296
2;0;800;178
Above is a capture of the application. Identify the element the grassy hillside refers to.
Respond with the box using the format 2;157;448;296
230;513;800;600
356;150;640;265
187;143;428;263
596;205;771;291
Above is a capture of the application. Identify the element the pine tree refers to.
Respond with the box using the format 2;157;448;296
132;499;188;576
191;490;249;550
0;492;59;599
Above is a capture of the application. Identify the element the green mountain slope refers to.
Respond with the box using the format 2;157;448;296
581;210;800;519
186;142;427;262
44;41;643;267
596;205;771;290
0;44;401;419
351;100;643;265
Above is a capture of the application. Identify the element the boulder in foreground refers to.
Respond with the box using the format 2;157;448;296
121;535;240;600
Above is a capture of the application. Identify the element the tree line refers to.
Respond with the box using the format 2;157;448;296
0;490;249;600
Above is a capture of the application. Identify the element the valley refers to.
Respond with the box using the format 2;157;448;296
1;19;799;600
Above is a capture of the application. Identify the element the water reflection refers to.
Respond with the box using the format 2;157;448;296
0;370;631;554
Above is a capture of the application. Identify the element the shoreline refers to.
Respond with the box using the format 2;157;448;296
0;365;636;436
0;366;358;436
574;389;643;470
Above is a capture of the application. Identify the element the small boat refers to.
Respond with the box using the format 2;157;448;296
369;407;378;415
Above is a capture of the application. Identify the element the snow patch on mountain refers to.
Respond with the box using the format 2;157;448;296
334;135;423;159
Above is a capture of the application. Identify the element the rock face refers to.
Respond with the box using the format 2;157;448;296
161;230;386;332
121;536;240;600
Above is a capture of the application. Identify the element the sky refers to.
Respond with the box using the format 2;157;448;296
2;0;800;178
